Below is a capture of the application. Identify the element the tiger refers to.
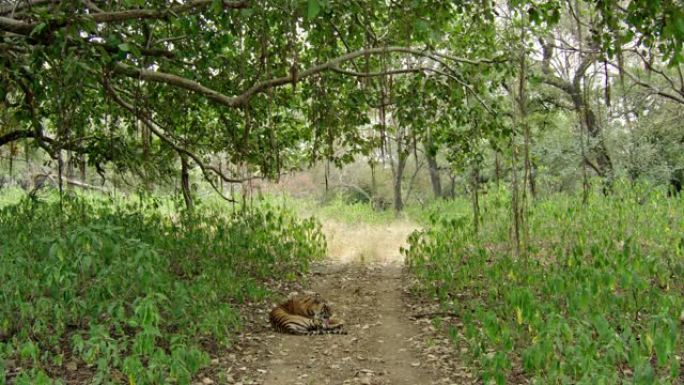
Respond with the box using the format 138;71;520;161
269;293;347;335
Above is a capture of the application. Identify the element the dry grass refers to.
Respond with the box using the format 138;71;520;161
320;219;419;264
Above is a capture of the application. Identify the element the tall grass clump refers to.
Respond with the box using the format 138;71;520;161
0;193;325;384
404;183;684;385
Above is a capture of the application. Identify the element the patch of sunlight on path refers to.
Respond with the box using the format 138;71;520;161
320;219;419;264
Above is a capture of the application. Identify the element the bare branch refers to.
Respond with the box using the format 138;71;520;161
607;62;684;105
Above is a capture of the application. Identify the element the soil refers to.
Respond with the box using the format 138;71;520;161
193;220;475;385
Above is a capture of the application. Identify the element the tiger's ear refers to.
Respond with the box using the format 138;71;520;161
314;293;323;302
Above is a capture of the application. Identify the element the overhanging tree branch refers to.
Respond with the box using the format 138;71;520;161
233;47;497;106
0;129;39;146
113;62;239;106
113;46;498;108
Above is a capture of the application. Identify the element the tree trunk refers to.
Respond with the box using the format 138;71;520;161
8;145;13;179
494;151;502;186
448;173;456;199
511;16;530;258
180;154;193;212
66;151;75;190
470;164;481;234
218;155;224;192
528;160;537;198
79;157;86;182
370;159;377;198
393;151;406;213
423;136;442;199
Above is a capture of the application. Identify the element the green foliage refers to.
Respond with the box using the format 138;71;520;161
0;194;325;384
404;185;684;384
0;186;25;208
590;0;684;64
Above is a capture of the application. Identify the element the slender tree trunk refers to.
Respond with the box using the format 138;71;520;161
218;155;224;192
494;151;502;186
370;159;377;198
523;109;535;199
393;150;406;213
470;163;481;234
510;142;522;257
65;151;75;190
180;154;193;212
510;10;530;258
424;135;442;199
25;142;31;176
8;144;13;179
528;160;537;198
448;173;456;199
79;158;86;182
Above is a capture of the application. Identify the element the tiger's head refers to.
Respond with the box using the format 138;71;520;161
316;302;333;328
308;294;333;324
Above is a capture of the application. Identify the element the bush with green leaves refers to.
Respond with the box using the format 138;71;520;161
0;194;325;384
404;183;684;384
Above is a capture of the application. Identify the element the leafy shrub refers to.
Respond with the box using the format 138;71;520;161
404;185;684;384
0;194;325;384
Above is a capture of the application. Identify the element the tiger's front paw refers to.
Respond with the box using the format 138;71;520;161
325;318;344;329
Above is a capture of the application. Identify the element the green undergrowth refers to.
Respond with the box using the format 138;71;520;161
0;187;25;208
404;184;684;385
0;193;325;384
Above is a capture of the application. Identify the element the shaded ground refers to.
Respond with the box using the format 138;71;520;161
193;220;474;385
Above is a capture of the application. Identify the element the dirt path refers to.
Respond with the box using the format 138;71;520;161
202;220;472;385
262;262;441;385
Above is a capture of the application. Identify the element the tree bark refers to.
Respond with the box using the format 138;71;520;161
423;135;442;199
494;151;502;186
470;164;481;234
447;173;456;199
180;154;193;212
79;157;87;182
66;151;75;190
393;151;406;212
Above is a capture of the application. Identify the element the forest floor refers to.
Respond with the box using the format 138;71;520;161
193;219;476;385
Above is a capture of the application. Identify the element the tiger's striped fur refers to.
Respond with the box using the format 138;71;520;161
269;294;347;335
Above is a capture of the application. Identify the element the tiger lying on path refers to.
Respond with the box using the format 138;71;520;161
269;293;347;335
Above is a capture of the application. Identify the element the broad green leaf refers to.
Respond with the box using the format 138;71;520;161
307;0;321;20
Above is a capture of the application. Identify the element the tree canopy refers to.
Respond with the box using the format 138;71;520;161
1;0;683;203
